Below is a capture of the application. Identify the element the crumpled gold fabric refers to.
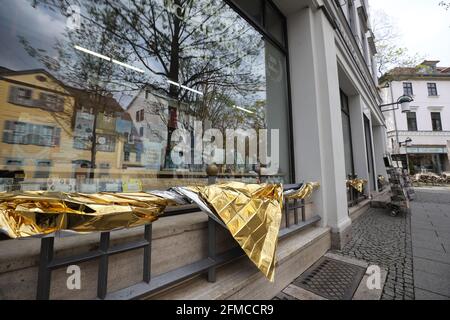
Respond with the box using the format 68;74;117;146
285;182;320;200
346;179;368;193
0;192;174;239
187;182;283;282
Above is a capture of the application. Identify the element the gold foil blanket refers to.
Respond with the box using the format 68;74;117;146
0;192;174;239
346;179;368;193
285;182;320;200
184;182;284;282
0;183;320;281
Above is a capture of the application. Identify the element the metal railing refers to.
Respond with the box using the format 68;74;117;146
347;187;367;208
36;179;321;300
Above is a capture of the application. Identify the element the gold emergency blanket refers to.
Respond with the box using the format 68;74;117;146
346;179;368;193
187;182;283;282
286;182;320;200
0;192;173;239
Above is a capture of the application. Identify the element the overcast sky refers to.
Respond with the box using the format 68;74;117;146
369;0;450;67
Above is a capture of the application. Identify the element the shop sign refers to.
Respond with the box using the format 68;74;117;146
407;147;447;154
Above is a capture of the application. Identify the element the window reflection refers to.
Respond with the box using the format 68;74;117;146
0;0;291;192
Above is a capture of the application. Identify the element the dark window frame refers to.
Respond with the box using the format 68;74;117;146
226;0;287;53
136;109;145;122
3;121;61;147
431;112;442;132
403;82;414;96
427;83;438;96
406;112;418;132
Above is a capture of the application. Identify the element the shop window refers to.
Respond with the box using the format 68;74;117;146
0;0;292;190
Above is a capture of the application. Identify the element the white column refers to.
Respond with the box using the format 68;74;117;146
349;95;369;193
287;7;352;249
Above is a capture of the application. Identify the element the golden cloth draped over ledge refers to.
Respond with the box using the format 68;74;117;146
0;182;320;281
0;192;174;239
187;182;283;282
285;182;320;200
346;179;368;193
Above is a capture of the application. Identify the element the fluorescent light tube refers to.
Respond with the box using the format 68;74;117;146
167;80;204;96
233;105;254;114
74;45;145;73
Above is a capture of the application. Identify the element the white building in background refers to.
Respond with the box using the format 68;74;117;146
381;60;450;174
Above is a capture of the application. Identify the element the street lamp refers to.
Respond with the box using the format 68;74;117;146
380;95;414;113
400;138;413;174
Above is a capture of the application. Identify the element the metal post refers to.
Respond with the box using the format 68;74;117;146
294;199;299;225
97;232;110;299
285;199;290;228
143;224;152;283
207;217;217;282
301;199;306;222
36;237;54;300
206;164;218;282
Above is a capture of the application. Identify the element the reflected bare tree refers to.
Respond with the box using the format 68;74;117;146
23;0;265;170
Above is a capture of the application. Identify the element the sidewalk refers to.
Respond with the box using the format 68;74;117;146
274;188;450;300
411;189;450;299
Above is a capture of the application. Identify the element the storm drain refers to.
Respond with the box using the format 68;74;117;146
293;257;366;300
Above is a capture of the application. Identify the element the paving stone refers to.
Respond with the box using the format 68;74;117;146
413;257;450;278
412;240;446;253
414;270;450;297
415;288;449;300
413;247;450;265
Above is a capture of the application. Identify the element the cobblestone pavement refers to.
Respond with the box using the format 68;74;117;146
336;207;415;300
274;188;450;301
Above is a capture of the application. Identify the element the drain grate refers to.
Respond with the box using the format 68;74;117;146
293;257;366;300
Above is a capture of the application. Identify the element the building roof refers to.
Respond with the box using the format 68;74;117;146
0;66;12;75
380;60;450;83
1;66;128;117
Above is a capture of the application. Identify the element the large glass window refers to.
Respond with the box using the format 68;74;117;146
0;0;291;192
